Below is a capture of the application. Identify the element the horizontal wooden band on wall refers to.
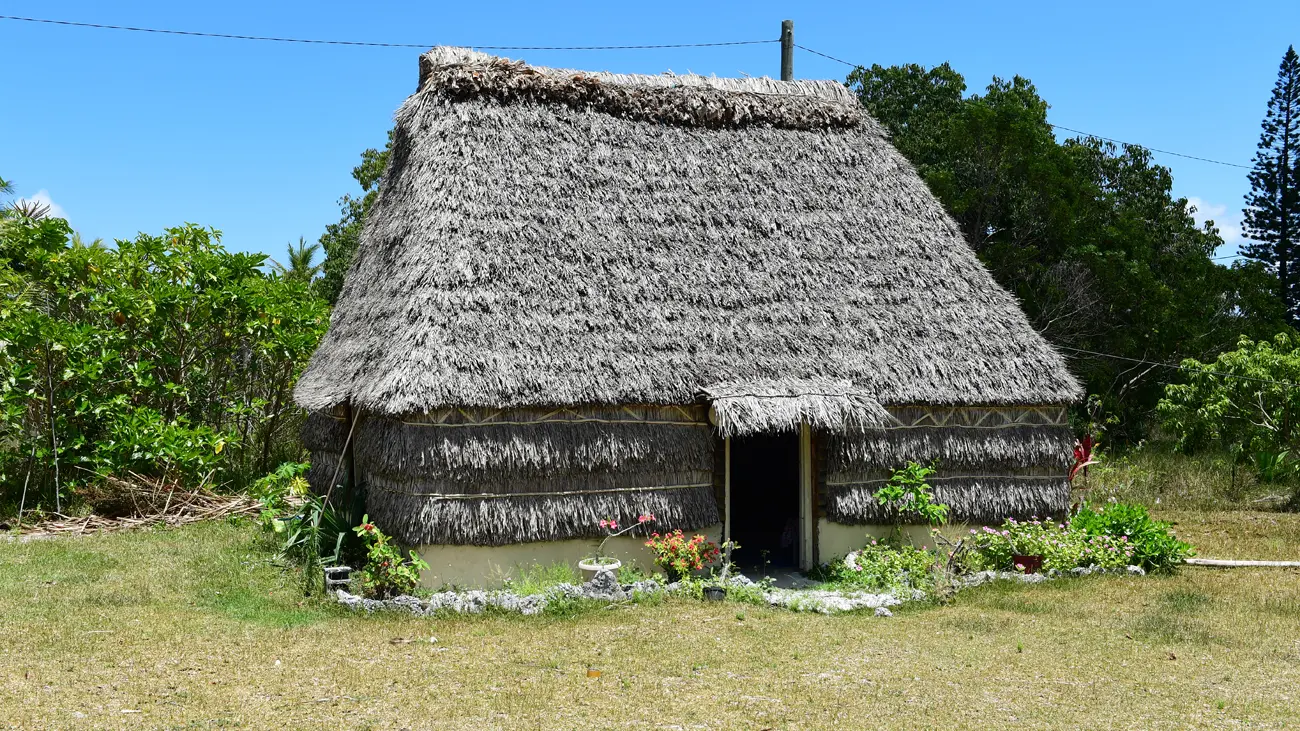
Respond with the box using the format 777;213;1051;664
826;473;1067;487
369;482;714;500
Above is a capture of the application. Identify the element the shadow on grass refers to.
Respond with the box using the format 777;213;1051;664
1131;588;1223;646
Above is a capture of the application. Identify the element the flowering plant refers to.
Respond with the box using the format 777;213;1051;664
644;529;721;581
352;514;430;598
963;516;1134;573
589;512;655;564
1070;434;1099;482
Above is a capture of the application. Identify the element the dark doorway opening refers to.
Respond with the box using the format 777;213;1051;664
729;432;801;569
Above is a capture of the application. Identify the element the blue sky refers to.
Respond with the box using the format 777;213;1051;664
2;1;1296;260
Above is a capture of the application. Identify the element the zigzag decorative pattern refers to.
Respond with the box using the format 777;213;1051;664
883;405;1069;429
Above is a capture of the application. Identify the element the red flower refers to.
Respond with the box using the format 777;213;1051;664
1069;434;1099;482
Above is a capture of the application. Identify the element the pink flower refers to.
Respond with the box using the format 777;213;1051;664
598;519;608;529
609;521;618;530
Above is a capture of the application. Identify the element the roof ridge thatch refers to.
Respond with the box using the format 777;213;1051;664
410;46;866;131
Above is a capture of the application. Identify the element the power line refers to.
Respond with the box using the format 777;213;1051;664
793;43;857;68
1058;345;1298;389
4;15;1253;171
794;42;1251;170
1047;124;1250;169
0;15;777;51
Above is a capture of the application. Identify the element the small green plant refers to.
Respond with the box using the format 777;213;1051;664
616;563;653;584
644;529;721;582
721;575;776;605
876;461;949;532
502;562;581;596
1253;449;1294;484
251;461;310;511
1070;502;1193;572
353;514;429;599
815;539;938;592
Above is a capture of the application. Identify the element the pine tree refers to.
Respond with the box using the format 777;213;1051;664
1243;46;1300;324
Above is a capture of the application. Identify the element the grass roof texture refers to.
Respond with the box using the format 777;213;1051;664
295;47;1080;426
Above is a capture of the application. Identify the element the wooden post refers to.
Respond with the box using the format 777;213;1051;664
724;437;732;547
341;402;357;513
780;20;794;82
799;422;813;570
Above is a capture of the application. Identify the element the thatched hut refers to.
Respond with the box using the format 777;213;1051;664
295;48;1081;585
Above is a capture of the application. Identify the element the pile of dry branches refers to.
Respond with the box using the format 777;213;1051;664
11;472;262;538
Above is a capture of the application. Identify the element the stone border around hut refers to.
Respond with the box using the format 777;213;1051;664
333;564;1148;617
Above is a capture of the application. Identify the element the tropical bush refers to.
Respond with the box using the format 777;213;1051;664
1159;334;1300;483
1070;502;1193;572
963;517;1134;573
818;539;938;592
251;461;311;515
0;215;329;511
876;460;949;527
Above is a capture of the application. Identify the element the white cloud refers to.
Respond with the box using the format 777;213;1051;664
14;189;68;221
1186;195;1242;249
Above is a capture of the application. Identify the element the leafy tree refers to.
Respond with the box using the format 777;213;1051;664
271;236;324;283
848;63;1292;439
1242;46;1300;325
1158;334;1300;481
318;132;393;304
0;214;330;509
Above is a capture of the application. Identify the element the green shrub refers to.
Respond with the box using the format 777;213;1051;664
251;461;310;514
876;460;949;527
0;217;329;509
1070;502;1193;572
816;540;938;592
1158;334;1300;483
274;494;359;594
963;518;1133;572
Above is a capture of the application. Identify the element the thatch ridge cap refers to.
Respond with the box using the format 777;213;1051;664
412;46;865;131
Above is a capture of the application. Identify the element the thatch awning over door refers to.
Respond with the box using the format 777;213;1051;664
703;379;893;438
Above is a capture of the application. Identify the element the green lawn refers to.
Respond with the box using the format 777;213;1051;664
2;513;1299;730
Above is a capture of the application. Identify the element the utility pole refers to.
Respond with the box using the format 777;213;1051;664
780;19;794;81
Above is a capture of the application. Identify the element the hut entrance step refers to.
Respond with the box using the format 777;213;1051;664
728;432;801;569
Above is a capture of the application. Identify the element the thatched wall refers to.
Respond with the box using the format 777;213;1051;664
821;406;1073;524
307;405;719;546
301;409;348;495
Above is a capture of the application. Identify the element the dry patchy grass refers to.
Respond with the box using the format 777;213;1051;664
2;516;1299;730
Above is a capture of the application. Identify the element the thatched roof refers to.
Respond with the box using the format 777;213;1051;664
295;48;1081;420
